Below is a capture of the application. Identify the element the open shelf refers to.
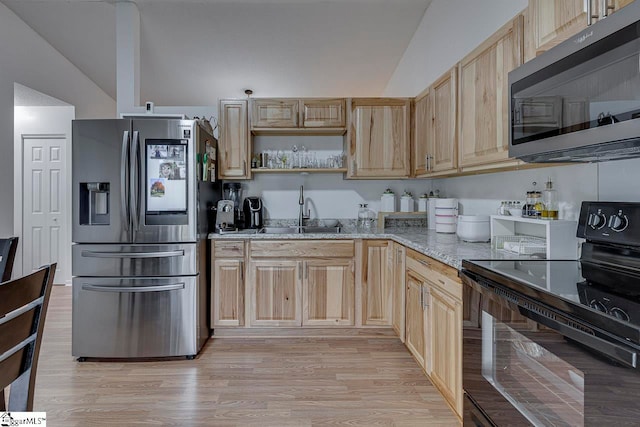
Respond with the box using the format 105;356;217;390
251;168;347;173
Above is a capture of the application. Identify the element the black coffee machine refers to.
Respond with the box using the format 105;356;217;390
243;197;263;229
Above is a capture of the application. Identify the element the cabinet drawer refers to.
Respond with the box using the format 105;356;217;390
406;248;461;300
250;240;354;258
214;241;245;258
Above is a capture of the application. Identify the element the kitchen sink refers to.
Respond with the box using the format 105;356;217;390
257;226;341;234
302;226;342;234
258;227;301;234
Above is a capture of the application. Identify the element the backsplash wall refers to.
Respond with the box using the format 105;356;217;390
236;157;640;221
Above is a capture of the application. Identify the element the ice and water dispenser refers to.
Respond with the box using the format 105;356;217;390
79;182;110;225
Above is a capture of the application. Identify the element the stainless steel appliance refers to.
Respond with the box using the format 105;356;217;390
460;201;640;426
243;197;263;229
222;182;243;225
214;200;237;233
72;119;221;359
509;1;640;163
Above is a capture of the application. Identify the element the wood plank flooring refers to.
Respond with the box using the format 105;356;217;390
33;285;459;426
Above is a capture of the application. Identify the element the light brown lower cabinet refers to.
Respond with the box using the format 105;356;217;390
361;240;393;326
303;259;355;326
405;269;426;368
250;260;302;326
247;240;356;327
392;243;406;342
428;284;462;416
404;248;463;418
212;259;245;326
211;241;246;327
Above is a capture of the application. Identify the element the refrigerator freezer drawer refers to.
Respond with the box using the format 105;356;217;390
72;276;200;358
72;243;197;276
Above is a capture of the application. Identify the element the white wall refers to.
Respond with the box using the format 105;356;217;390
384;0;528;97
240;174;433;220
0;3;115;236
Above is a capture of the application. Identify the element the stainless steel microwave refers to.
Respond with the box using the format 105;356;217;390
509;1;640;163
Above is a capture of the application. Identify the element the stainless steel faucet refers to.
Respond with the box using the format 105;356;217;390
298;185;310;227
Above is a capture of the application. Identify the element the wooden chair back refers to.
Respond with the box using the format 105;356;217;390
0;237;19;282
0;264;55;411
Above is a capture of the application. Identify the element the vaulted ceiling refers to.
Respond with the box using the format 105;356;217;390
2;0;432;105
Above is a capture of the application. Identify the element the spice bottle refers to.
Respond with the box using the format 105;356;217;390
542;178;559;219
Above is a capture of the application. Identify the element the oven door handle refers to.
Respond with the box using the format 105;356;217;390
526;309;638;368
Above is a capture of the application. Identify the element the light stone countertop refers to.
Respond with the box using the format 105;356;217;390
208;226;531;270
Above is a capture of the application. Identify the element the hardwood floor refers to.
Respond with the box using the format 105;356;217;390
34;285;459;426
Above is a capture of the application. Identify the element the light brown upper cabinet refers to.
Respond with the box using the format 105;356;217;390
251;98;299;128
250;98;346;133
301;99;346;128
458;15;524;170
348;98;411;179
526;0;635;61
218;99;250;179
413;68;458;177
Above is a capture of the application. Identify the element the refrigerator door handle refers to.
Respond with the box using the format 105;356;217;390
81;250;185;259
121;130;130;232
81;283;185;293
130;130;140;233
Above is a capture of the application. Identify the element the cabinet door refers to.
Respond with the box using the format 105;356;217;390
429;284;463;417
458;16;523;169
405;270;425;368
430;67;457;173
413;90;431;177
392;244;406;342
252;99;299;128
219;99;250;179
303;259;354;326
349;99;410;178
361;240;392;326
528;0;588;56
250;260;301;326
301;99;345;128
212;259;244;326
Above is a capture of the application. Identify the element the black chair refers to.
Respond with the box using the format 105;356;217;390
0;237;19;282
0;264;56;411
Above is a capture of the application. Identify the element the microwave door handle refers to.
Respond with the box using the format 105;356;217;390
121;131;130;232
81;283;185;293
130;130;140;233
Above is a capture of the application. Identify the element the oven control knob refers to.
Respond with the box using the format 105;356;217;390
589;299;607;312
588;212;607;229
609;211;629;232
610;307;630;322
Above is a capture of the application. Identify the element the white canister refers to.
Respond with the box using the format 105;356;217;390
427;198;437;230
400;195;414;212
456;215;490;242
380;193;396;212
418;196;428;212
435;198;458;233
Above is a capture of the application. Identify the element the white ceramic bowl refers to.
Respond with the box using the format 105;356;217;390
456;215;490;242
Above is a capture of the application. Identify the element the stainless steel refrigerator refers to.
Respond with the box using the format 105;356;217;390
71;119;220;359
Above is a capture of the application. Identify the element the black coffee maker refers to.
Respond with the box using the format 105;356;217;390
243;197;263;229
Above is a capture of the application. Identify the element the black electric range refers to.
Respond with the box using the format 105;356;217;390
460;202;640;426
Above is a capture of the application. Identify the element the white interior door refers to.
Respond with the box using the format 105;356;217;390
23;137;68;281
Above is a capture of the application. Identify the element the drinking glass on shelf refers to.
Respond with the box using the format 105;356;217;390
291;145;299;168
267;150;275;169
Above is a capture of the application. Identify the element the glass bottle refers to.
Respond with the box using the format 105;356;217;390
542;178;559;219
532;191;544;217
357;203;374;232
